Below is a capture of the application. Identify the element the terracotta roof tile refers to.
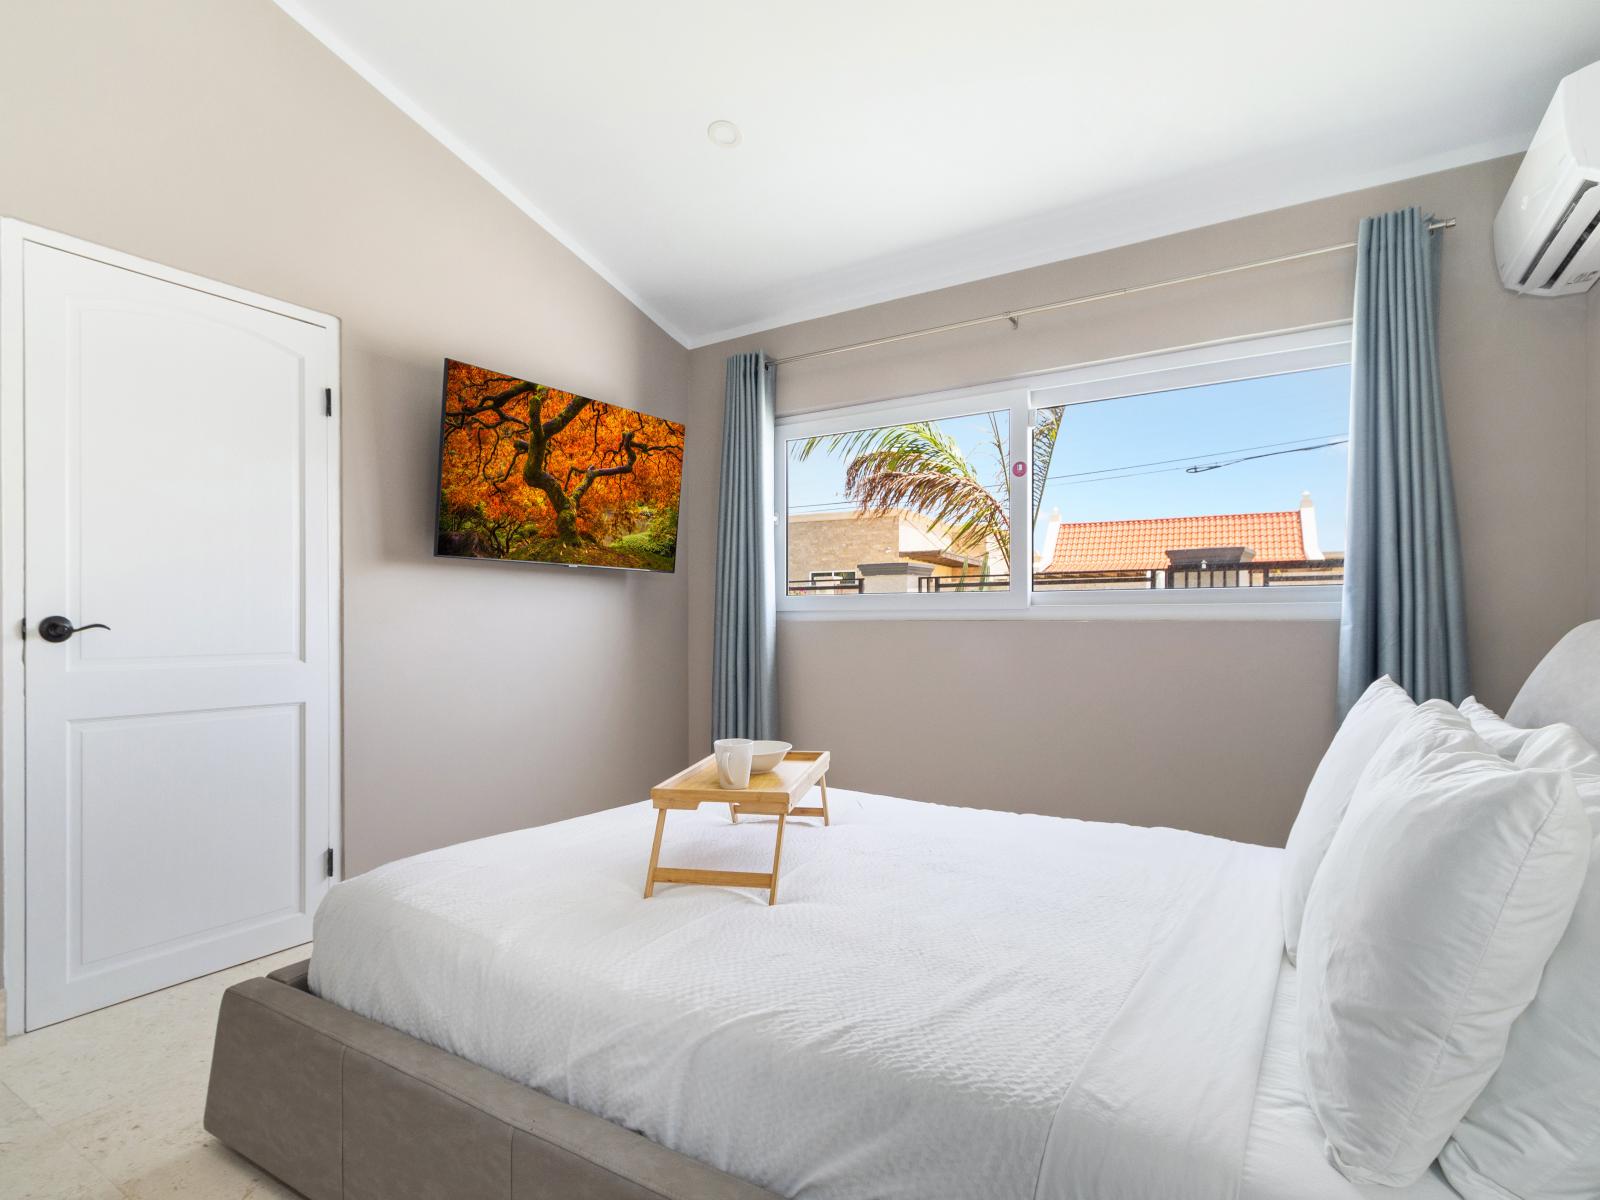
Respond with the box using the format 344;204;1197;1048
1046;510;1306;573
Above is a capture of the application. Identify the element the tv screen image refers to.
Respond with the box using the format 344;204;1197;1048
434;358;685;572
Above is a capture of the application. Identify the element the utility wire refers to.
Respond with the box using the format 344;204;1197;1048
1046;434;1344;483
1185;438;1348;474
788;433;1351;508
1050;437;1348;486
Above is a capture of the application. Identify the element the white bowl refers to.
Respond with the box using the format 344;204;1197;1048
749;740;792;774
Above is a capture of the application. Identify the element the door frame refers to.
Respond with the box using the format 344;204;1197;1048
0;220;343;1035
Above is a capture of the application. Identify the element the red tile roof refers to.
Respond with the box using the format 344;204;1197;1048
1045;510;1306;573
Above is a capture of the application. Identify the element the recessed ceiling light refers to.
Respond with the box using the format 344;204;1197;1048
706;120;742;149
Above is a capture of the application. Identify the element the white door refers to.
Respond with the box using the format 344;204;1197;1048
9;228;340;1029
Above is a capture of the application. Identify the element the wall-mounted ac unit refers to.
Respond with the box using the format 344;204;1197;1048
1495;60;1600;297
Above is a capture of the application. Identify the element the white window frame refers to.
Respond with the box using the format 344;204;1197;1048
773;324;1351;621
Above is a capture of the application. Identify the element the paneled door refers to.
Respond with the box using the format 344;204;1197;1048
5;225;340;1029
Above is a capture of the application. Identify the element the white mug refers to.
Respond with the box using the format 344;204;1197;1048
713;738;754;789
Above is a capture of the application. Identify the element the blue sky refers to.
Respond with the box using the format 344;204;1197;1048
785;364;1351;553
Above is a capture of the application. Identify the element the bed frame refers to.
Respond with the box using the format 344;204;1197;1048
206;621;1600;1200
204;960;778;1200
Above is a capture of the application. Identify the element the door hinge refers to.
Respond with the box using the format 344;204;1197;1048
324;387;333;417
324;847;335;878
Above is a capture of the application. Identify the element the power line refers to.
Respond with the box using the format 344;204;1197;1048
1048;437;1348;487
1045;434;1345;483
1186;439;1348;474
788;432;1351;507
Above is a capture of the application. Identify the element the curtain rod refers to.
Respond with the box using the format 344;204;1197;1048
770;218;1456;368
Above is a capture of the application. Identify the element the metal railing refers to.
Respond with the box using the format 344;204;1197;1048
1029;570;1157;590
1159;559;1345;589
914;571;1161;591
915;574;1012;592
786;578;865;595
792;561;1344;596
912;561;1344;593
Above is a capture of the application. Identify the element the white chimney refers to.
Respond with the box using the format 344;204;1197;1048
1298;491;1324;561
1035;506;1063;570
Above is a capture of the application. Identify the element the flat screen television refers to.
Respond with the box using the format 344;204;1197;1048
433;358;685;572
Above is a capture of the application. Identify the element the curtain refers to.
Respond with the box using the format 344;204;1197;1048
1338;207;1468;714
712;352;777;741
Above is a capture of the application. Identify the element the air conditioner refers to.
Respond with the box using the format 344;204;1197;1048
1495;60;1600;296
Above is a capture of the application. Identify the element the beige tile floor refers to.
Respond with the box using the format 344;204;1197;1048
0;945;311;1199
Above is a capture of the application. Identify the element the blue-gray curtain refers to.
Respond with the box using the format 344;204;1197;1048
712;352;777;741
1338;208;1468;714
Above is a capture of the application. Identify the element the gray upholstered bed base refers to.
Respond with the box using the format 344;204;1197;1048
204;960;780;1200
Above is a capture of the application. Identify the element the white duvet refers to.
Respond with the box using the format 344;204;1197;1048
309;791;1451;1200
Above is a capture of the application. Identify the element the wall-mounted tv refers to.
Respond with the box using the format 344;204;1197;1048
434;358;685;572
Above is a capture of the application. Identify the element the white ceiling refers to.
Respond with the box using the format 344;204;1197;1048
277;0;1600;347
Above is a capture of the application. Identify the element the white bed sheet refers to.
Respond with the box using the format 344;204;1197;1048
307;789;1455;1200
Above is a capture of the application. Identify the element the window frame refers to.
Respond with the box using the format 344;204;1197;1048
773;324;1352;622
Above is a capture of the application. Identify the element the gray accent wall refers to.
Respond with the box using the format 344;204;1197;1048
0;0;693;882
684;156;1595;847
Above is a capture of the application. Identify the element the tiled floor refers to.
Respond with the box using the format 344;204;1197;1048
0;945;311;1199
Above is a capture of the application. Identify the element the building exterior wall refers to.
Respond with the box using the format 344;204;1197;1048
786;515;904;586
786;512;986;590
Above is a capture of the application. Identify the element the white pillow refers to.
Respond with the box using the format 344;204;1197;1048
1460;695;1538;758
1442;723;1600;1200
1281;676;1413;963
1297;701;1590;1187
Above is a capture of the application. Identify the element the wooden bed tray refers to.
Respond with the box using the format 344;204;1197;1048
646;750;830;904
204;959;779;1200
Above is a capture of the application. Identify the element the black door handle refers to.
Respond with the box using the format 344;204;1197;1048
37;616;110;643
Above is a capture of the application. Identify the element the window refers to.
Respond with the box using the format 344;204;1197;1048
774;327;1350;618
1032;365;1349;595
778;394;1028;609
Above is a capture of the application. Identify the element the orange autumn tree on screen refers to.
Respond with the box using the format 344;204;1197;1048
436;359;685;570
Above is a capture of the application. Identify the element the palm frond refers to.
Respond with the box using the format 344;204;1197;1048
1031;407;1062;526
796;421;1010;560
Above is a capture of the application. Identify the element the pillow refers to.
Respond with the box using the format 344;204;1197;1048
1460;695;1539;758
1280;676;1413;962
1441;723;1600;1200
1297;701;1590;1187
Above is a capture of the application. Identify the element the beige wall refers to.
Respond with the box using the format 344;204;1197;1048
1591;288;1600;619
685;156;1592;846
2;2;1593;886
0;0;691;883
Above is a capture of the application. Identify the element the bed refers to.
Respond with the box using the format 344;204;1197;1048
204;621;1600;1200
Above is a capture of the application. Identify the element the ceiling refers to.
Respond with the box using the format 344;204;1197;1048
277;1;1600;347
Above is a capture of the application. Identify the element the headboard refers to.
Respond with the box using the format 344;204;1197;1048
1506;620;1600;749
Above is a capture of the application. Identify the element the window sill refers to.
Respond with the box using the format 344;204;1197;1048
777;590;1341;622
